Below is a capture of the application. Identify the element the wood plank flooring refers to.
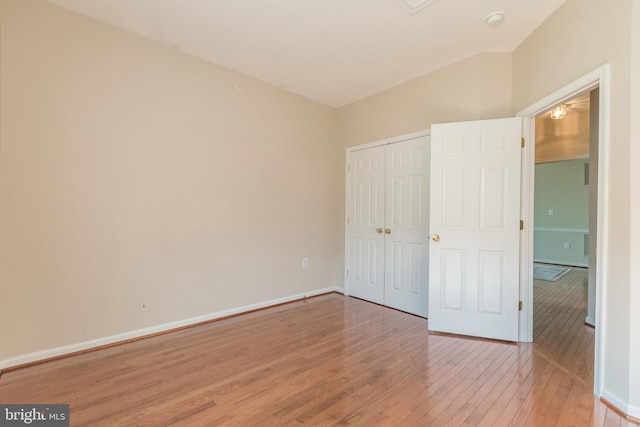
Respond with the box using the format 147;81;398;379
0;276;636;426
533;267;594;388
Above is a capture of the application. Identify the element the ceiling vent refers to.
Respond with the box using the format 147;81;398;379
394;0;440;15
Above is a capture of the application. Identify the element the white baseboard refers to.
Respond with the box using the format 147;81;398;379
0;287;344;370
602;389;640;420
584;315;595;326
630;404;640;420
533;258;589;268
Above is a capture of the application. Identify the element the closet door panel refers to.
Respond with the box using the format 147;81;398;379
346;135;430;317
346;146;386;304
384;137;430;317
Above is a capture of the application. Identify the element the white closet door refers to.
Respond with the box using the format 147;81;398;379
428;118;522;341
346;146;386;304
383;138;430;317
346;135;430;317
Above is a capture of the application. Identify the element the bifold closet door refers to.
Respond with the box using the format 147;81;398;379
383;138;429;317
346;136;429;317
346;145;386;305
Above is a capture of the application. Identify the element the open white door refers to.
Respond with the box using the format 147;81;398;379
428;117;522;341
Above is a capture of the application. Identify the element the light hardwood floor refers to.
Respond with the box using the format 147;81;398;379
533;267;594;389
0;273;636;426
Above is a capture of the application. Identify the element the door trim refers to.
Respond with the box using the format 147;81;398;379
346;129;431;153
517;64;610;397
344;129;430;297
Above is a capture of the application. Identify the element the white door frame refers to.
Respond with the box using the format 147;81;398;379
517;64;610;397
344;129;430;297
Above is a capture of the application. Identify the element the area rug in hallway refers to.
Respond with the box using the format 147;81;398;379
533;263;571;281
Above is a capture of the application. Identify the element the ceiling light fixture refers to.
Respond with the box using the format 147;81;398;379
485;11;504;26
550;104;568;120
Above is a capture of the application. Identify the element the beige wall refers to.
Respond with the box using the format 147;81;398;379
629;0;640;413
337;53;513;149
513;0;634;410
0;0;340;361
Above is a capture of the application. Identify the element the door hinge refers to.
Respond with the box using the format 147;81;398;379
347;217;350;225
347;163;351;172
346;269;350;278
520;220;524;230
521;137;525;148
519;301;523;311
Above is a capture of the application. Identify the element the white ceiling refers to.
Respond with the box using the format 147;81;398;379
45;0;566;108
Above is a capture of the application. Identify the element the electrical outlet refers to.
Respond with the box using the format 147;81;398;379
548;209;554;216
302;258;309;268
564;242;571;249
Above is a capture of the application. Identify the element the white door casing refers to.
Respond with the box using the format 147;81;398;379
517;64;609;396
428;118;522;341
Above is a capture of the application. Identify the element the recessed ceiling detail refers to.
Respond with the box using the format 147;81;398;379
394;0;440;15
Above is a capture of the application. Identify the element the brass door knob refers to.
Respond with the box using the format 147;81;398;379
432;234;440;242
376;228;383;234
385;228;392;234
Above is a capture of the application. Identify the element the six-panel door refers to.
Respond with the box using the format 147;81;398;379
347;146;386;304
346;136;430;317
428;118;522;342
383;138;430;317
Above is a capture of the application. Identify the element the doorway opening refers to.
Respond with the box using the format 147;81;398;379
518;64;610;397
531;89;598;388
